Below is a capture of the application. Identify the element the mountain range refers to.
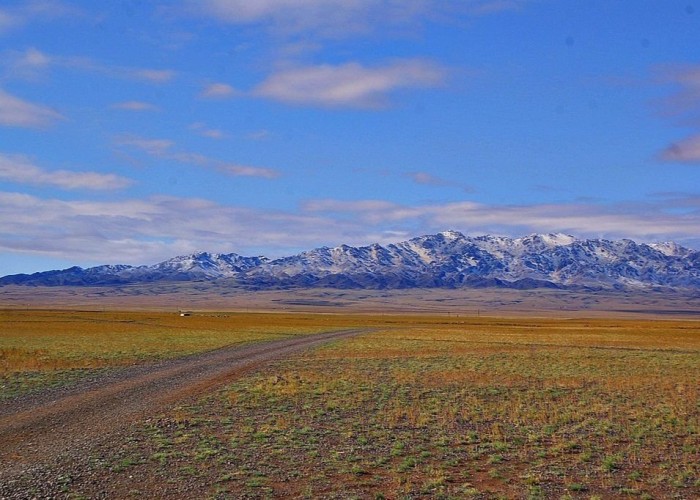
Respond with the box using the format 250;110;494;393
2;231;699;290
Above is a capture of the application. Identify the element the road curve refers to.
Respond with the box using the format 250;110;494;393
0;328;368;483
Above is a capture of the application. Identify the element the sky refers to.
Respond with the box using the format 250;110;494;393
1;0;700;276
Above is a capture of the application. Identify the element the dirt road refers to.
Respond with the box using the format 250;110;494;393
0;328;367;497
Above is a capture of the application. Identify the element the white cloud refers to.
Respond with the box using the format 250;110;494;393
22;46;50;66
246;129;271;141
111;101;159;112
189;122;225;139
405;171;475;192
0;1;79;34
303;198;398;214
199;82;238;99
128;68;176;83
62;57;176;84
0;87;62;128
407;172;451;186
2;47;51;80
117;135;280;179
193;0;417;37
655;64;700;118
254;60;446;108
0;153;132;190
218;164;280;179
655;64;700;162
117;137;174;156
661;65;700;89
192;1;527;38
659;134;700;163
1;192;698;267
0;192;339;264
2;48;176;84
301;197;700;247
200;129;225;139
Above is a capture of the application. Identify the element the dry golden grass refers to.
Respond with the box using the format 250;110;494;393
0;309;376;374
2;309;699;497
117;314;699;498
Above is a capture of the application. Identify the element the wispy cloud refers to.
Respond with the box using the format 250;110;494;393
117;137;173;156
191;0;527;38
301;196;700;247
62;55;176;84
117;135;279;179
111;101;159;112
408;172;451;187
2;48;176;84
193;0;422;37
2;47;51;80
655;64;700;163
246;129;271;141
407;171;476;192
0;153;132;190
0;192;338;264
0;11;14;34
219;164;278;178
118;136;213;166
127;68;175;83
253;60;447;108
199;82;238;99
1;192;698;267
654;64;700;122
189;122;225;139
0;87;62;128
659;134;700;163
467;1;528;15
0;1;79;35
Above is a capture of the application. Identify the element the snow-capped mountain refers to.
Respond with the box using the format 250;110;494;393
145;252;268;280
2;232;699;290
0;252;267;286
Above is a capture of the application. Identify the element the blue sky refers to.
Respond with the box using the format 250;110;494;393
1;0;699;275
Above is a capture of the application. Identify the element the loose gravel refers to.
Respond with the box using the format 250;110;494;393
0;328;367;498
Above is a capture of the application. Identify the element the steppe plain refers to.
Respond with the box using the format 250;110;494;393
1;284;699;498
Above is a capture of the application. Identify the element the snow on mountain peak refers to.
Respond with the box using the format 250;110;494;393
439;230;464;240
648;241;692;257
516;233;577;247
1;231;698;290
541;233;577;246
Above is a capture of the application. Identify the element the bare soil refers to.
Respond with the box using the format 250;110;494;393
0;328;367;498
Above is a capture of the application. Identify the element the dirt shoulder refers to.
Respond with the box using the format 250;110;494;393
0;328;367;498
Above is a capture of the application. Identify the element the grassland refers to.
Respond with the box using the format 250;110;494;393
3;283;700;318
2;311;699;498
0;310;352;399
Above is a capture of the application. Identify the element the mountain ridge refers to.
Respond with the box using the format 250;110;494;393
2;231;699;290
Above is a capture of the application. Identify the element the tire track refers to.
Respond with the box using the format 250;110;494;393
0;328;368;485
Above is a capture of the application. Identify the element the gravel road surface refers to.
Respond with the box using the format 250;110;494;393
0;328;367;498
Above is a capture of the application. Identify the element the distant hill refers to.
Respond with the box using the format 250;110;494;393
2;231;699;290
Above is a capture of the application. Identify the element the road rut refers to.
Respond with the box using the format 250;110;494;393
0;328;367;492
